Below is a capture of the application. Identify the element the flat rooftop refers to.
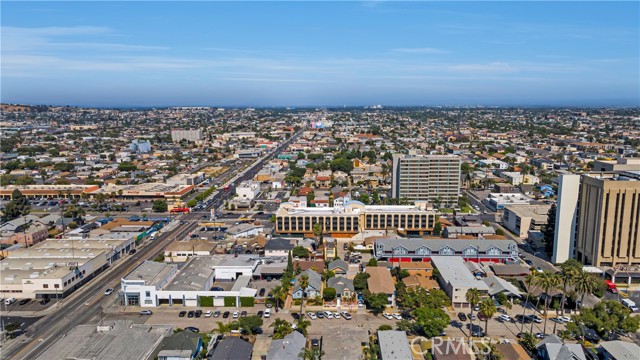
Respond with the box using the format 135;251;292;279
217;254;259;267
36;320;172;360
124;261;178;287
503;204;551;221
431;256;489;290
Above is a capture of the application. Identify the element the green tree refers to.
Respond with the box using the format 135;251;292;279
300;347;324;360
1;189;30;222
296;318;311;336
152;200;168;212
535;271;560;335
329;158;354;173
520;272;537;333
572;300;640;337
292;246;310;258
519;332;538;352
466;288;482;339
271;318;293;340
479;298;497;336
413;307;451;338
270;285;286;310
367;258;378;267
354;272;370;291
573;270;598;307
554;262;579;333
312;222;323;245
323;287;336;301
543;203;556;257
363;292;388;314
238;315;263;335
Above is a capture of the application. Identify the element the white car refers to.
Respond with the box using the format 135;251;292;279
204;310;212;317
392;313;403;320
233;311;239;319
323;311;334;319
264;309;271;318
104;288;114;296
334;312;341;319
558;316;572;323
498;314;512;322
383;313;394;320
307;312;317;320
342;312;353;320
139;310;153;315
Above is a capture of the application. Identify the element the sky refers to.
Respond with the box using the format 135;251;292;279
1;1;639;107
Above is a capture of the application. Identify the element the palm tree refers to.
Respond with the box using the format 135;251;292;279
535;271;560;335
296;318;311;336
299;274;309;316
553;264;578;333
215;321;229;335
520;271;537;333
465;288;481;340
300;347;325;360
270;285;286;310
573;270;598;307
479;298;496;336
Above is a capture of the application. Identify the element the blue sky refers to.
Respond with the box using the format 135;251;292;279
1;1;639;107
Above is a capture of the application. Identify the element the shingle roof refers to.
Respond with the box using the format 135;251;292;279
377;331;412;360
328;259;348;272
267;331;305;360
365;267;395;294
265;237;294;251
327;276;354;293
375;238;517;253
212;337;253;360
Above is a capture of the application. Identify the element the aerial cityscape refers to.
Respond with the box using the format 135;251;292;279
1;1;639;360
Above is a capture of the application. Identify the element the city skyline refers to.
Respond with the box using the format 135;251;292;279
1;1;639;107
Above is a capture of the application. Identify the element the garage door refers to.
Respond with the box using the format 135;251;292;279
214;298;225;307
185;299;198;307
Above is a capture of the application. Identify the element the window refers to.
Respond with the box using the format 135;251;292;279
145;291;151;297
43;284;49;289
463;247;478;256
486;247;501;256
54;284;60;289
144;300;153;305
439;247;454;255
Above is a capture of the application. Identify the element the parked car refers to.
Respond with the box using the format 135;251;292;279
316;311;324;318
307;312;317;320
292;312;300;320
18;299;31;305
257;310;264;317
515;314;532;323
259;288;266;296
498;314;512;322
188;311;195;318
342;312;352;320
194;310;203;318
233;311;239;318
223;311;230;318
334;312;341;319
185;327;200;333
527;315;543;323
240;311;247;317
472;330;485;337
213;311;221;318
264;309;271;318
104;288;115;296
39;298;51;305
535;333;546;339
204;310;212;317
458;313;468;321
323;311;334;319
179;311;187;317
383;313;394;320
468;313;477;321
139;310;153;315
392;313;402;320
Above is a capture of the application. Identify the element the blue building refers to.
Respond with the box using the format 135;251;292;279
130;139;152;154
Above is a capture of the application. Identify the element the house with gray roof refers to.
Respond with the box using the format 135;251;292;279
374;238;519;263
154;331;203;360
442;226;496;238
599;340;640;360
536;334;587;360
327;276;355;299
211;337;253;360
482;275;523;297
378;330;412;360
264;237;294;257
266;331;305;360
292;269;322;299
328;259;348;275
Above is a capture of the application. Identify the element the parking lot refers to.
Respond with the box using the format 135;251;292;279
249;279;282;300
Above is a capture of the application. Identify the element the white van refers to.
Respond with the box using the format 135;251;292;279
5;297;16;305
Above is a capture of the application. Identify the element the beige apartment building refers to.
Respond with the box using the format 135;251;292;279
391;154;461;206
575;171;640;267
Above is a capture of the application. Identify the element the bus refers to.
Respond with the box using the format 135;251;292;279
170;207;191;214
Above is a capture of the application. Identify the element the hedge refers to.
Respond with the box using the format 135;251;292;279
199;296;213;307
239;297;254;307
224;297;236;307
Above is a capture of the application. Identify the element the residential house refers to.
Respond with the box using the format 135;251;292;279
365;267;396;307
482;275;523;298
328;259;349;276
292;269;322;299
264;238;294;257
266;330;306;360
536;334;587;360
494;343;532;360
327;276;355;300
154;331;203;360
378;330;412;360
599;341;640;360
211;337;253;360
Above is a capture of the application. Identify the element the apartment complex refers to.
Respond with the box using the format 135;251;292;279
391;154;461;206
275;197;436;237
554;171;640;266
170;129;203;142
502;204;551;239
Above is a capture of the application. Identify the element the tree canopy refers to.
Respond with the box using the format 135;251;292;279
1;189;30;222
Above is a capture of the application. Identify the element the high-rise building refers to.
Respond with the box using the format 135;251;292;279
391;154;461;206
171;129;203;142
553;170;640;266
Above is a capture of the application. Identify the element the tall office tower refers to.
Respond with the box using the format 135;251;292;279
391;154;461;206
552;174;581;264
171;129;203;142
553;170;640;266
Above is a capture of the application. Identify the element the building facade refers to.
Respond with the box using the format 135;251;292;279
275;198;436;237
374;238;519;263
171;129;203;142
502;204;551;239
391;154;461;206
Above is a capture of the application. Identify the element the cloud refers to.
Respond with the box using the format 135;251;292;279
391;47;449;54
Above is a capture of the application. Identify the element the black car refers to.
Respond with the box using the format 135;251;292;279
458;312;467;321
185;327;200;333
194;310;203;318
311;338;320;348
188;311;195;318
179;311;187;317
515;314;532;323
39;298;51;305
257;310;264;317
240;311;247;317
128;249;137;255
18;299;31;305
525;259;534;266
223;311;230;318
259;288;266;296
472;330;485;337
213;311;221;318
292;312;300;320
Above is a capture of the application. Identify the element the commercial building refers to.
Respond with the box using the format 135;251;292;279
431;256;490;308
130;139;152;154
592;158;640;172
0;184;99;200
373;238;519;263
391;154;461;206
171;129;203;142
36;320;172;360
92;183;194;201
502;204;552;239
554;171;640;267
484;193;533;211
166;172;206;186
275;197;436;237
120;255;258;307
236;181;260;200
